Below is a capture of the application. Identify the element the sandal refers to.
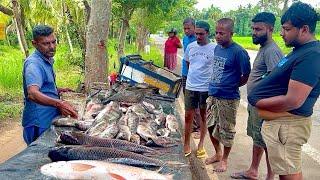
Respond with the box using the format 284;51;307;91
184;151;192;157
196;148;206;158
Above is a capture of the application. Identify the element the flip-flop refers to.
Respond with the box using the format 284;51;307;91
196;148;206;158
184;151;192;157
230;171;258;180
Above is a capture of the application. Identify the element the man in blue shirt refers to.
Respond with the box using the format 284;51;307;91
182;18;201;136
205;18;251;172
22;25;78;145
248;2;320;179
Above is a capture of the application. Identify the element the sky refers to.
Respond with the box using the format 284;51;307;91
195;0;320;12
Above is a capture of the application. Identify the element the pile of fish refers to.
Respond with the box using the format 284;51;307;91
45;81;182;179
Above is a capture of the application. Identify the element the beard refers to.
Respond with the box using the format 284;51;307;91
252;33;268;45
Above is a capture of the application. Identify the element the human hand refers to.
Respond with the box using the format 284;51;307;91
56;100;78;119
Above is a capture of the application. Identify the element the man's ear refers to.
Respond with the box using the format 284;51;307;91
301;25;310;34
31;40;36;46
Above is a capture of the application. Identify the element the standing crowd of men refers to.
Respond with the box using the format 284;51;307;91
20;1;319;180
181;2;320;180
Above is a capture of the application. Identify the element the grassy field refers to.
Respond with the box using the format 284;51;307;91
233;34;320;54
0;39;162;121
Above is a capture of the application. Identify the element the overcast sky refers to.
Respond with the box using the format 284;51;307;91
195;0;320;12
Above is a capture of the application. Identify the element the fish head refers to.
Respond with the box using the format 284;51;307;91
59;131;81;145
48;146;72;162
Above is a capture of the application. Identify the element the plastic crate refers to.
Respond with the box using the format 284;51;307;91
118;55;182;98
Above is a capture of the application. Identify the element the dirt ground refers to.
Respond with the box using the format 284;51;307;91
0;120;26;163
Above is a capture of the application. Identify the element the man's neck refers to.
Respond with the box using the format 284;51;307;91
221;40;233;48
260;38;272;47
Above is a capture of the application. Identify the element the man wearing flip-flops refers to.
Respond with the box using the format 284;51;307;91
205;18;251;172
231;12;283;180
183;21;216;158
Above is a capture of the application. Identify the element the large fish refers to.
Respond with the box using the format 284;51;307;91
102;89;145;104
116;125;131;141
59;131;155;154
52;117;78;127
125;109;140;133
41;160;172;180
48;146;164;167
137;124;178;147
165;114;179;133
98;124;119;139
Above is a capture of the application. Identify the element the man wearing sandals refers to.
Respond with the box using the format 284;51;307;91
183;21;216;158
205;18;251;172
231;12;283;180
248;2;320;180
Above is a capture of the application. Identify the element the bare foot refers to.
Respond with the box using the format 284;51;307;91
214;160;228;172
230;171;258;179
184;145;191;155
205;155;222;165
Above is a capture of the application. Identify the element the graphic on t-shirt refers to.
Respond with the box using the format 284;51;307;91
211;56;226;83
277;57;288;67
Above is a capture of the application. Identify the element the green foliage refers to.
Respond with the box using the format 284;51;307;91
107;38;163;73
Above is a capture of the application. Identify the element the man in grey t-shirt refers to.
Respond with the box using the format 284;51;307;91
231;12;283;180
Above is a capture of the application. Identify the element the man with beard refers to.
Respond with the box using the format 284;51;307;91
22;25;78;145
231;12;283;180
248;2;320;179
205;18;251;172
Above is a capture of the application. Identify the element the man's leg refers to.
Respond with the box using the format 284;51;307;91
205;131;223;165
215;98;239;172
264;148;275;180
279;173;303;180
197;108;207;150
184;108;195;154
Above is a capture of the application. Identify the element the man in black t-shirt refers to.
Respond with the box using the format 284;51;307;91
248;2;320;179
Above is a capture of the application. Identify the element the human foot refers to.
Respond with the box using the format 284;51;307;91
214;160;228;172
205;155;222;165
230;171;258;179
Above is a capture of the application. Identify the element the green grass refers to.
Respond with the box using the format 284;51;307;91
233;34;320;55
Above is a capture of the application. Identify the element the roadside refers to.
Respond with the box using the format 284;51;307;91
0;120;25;163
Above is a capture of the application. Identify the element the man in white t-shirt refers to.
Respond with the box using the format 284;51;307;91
184;21;216;158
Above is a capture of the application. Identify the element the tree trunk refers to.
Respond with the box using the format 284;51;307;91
136;24;149;53
117;8;134;58
84;0;111;92
282;0;289;15
12;0;29;59
65;27;73;53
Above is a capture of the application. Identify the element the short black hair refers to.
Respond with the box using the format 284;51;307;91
252;12;276;27
281;2;319;33
196;20;210;32
32;25;54;40
183;17;195;26
217;18;234;32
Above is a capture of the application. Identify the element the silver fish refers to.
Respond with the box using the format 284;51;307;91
126;109;140;133
104;89;145;104
98;124;119;139
52;117;78;127
59;131;156;154
85;120;107;136
137;124;178;147
92;101;122;127
165;114;179;133
48;146;163;167
40;160;172;180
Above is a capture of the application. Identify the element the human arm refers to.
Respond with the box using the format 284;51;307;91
27;85;78;118
238;49;251;87
255;79;312;112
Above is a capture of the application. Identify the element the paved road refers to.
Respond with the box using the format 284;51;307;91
152;34;320;179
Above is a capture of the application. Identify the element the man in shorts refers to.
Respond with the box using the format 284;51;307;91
231;12;283;180
248;2;320;179
206;18;251;172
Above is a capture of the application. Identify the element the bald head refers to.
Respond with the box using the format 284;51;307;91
217;18;234;32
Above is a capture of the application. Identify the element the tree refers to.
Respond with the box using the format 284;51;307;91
12;0;28;58
84;0;111;91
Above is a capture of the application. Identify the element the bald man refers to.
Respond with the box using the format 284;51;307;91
206;18;251;172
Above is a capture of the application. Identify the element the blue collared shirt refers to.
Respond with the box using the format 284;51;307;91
22;50;60;128
182;34;196;76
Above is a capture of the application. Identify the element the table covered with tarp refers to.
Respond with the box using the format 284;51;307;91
0;98;192;180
